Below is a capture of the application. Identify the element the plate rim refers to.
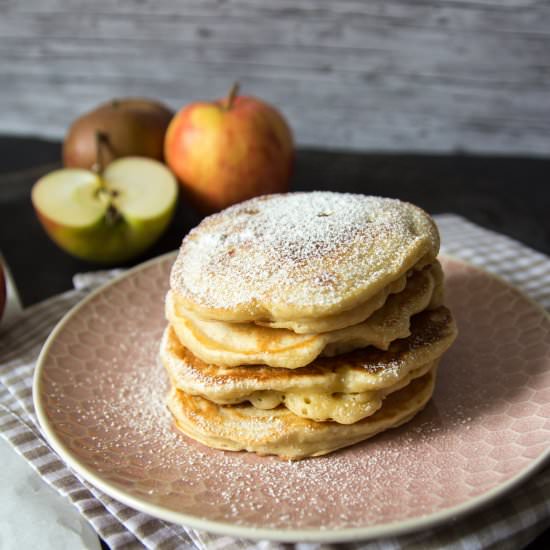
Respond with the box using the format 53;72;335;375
33;252;550;543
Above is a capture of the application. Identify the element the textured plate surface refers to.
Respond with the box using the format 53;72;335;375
34;254;550;542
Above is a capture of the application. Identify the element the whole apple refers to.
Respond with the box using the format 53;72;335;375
165;84;293;213
63;98;173;170
0;263;5;323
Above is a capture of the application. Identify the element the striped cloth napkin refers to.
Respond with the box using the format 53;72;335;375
1;214;549;550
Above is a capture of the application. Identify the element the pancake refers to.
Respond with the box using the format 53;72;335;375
161;306;457;422
166;262;443;369
256;272;408;334
167;368;437;460
261;359;437;423
170;193;439;323
258;261;443;334
172;357;436;424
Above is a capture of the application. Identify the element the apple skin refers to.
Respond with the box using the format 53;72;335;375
0;263;5;323
164;94;293;213
63;98;174;170
34;206;175;264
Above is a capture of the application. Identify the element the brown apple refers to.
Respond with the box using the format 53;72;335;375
63;98;174;170
164;83;293;213
0;262;5;323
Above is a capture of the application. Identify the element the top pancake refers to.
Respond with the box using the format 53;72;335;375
170;192;440;322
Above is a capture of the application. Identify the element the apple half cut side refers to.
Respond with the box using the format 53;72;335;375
31;157;178;264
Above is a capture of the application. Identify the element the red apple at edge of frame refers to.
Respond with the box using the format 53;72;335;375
164;83;294;214
0;263;5;323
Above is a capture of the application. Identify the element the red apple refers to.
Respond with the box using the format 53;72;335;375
165;83;293;213
0;263;5;323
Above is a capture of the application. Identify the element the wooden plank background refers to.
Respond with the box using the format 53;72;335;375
1;0;549;154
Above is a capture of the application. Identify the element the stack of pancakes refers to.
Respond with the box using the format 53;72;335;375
161;192;457;459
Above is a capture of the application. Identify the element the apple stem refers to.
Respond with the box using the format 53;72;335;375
224;82;240;111
105;204;122;226
92;131;120;220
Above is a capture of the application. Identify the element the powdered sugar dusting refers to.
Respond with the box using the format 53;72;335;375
171;193;439;319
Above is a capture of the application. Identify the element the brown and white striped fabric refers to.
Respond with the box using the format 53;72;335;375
1;215;549;550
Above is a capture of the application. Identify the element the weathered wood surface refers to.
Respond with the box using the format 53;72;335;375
1;0;549;154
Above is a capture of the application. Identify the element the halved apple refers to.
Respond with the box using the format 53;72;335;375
32;157;178;264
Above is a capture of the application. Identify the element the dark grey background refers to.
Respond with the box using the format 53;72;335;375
1;136;548;307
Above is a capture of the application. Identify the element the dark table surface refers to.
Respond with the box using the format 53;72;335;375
2;136;550;307
1;135;549;548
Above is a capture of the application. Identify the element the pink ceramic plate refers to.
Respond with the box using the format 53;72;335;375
33;254;550;542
